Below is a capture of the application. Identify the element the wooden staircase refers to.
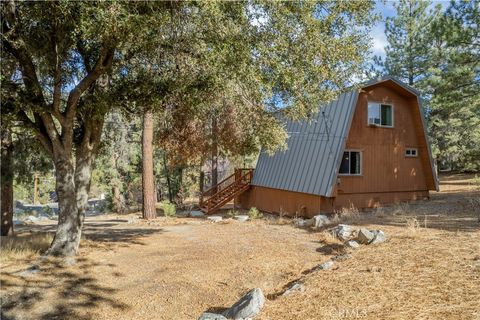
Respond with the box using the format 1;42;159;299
200;169;253;214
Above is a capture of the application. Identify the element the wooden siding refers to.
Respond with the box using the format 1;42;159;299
237;186;321;217
336;85;430;195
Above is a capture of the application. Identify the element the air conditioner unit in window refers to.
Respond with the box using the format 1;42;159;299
368;117;381;126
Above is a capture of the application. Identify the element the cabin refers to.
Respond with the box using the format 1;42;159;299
200;77;439;217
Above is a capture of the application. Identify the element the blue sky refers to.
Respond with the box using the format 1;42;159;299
372;1;449;58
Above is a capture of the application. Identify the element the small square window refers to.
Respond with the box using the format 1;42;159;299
405;148;418;157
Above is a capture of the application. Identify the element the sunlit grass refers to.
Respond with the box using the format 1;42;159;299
0;233;54;262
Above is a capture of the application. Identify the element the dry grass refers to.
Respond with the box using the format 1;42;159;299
1;173;479;320
0;232;53;262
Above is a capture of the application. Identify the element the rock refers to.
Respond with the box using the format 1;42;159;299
24;215;39;223
294;218;314;228
208;216;223;223
313;215;330;228
370;230;386;244
357;228;374;244
198;313;227;320
234;215;249;222
223;288;265;319
314;261;334;271
13;220;25;226
332;253;353;262
18;265;40;277
190;210;205;218
282;283;305;296
345;240;360;248
331;224;355;241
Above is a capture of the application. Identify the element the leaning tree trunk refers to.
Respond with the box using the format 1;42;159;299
142;109;156;219
1;128;14;236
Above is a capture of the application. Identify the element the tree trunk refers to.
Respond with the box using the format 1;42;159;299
46;140;96;256
112;185;126;213
1;128;14;236
163;153;173;202
46;159;83;256
142;109;156;219
211;116;218;191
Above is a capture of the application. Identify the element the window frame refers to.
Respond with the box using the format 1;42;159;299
367;102;394;128
405;148;418;157
338;150;363;176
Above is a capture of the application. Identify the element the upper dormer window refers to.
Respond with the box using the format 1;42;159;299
368;103;393;127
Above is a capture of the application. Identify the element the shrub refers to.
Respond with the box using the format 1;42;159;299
248;207;263;219
161;200;176;218
227;209;238;218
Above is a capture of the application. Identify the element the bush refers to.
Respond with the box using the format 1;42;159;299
227;209;238;218
161;200;176;218
248;207;263;219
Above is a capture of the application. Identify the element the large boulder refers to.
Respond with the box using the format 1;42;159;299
331;224;355;241
282;283;305;296
370;230;386;244
314;260;334;271
345;240;360;248
294;218;315;228
356;228;374;244
313;215;330;228
208;216;223;223
223;288;265;319
198;313;227;320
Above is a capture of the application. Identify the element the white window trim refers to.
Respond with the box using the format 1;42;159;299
338;150;363;176
367;102;394;128
405;148;418;157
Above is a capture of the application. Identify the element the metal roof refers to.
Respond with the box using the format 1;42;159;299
252;91;359;197
252;77;439;196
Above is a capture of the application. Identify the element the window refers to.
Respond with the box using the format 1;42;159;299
339;151;361;175
405;148;418;157
368;103;393;127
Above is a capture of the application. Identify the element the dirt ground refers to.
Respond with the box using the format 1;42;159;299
1;173;479;320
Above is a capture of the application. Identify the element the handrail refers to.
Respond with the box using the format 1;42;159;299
200;169;253;213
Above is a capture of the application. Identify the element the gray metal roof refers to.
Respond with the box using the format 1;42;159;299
252;91;359;197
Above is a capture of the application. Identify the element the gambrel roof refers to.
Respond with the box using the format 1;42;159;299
252;77;439;197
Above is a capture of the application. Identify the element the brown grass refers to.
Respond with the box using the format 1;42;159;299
1;173;479;320
0;232;53;262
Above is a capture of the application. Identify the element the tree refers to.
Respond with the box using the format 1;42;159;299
376;0;441;86
2;1;376;256
1;1;169;255
426;0;480;171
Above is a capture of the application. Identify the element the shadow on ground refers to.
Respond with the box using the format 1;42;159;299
1;257;128;320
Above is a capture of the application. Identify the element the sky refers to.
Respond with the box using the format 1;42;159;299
372;1;449;59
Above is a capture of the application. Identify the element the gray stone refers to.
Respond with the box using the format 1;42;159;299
190;210;205;217
370;230;386;244
282;283;305;296
13;220;25;226
313;215;330;228
332;224;355;241
345;240;360;248
314;261;334;271
357;228;374;244
25;215;39;223
294;218;314;228
332;253;353;262
208;216;223;223
235;215;249;222
223;288;265;319
198;313;227;320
